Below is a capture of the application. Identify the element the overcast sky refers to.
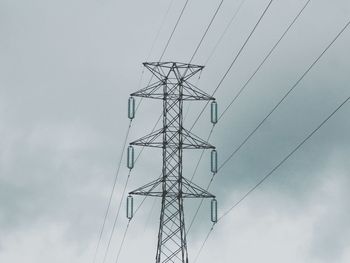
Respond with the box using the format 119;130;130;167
0;0;350;262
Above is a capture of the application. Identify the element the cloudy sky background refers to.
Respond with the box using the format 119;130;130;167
0;0;350;262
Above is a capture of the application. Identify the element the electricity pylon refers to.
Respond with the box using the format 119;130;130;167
129;62;216;263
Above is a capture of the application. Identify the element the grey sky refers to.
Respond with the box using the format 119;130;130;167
0;0;349;262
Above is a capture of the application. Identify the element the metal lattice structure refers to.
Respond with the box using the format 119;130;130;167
129;62;216;263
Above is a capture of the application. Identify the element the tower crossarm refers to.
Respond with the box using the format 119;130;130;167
130;128;215;149
131;62;215;101
129;177;215;199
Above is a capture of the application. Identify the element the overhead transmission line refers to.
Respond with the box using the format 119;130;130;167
146;0;175;62
218;0;311;122
101;170;132;263
160;0;190;60
188;0;312;185
187;0;281;233
188;0;224;63
91;120;132;263
182;0;275;198
204;0;247;65
219;14;350;171
188;1;349;235
92;0;179;262
190;0;275;131
99;103;162;263
193;16;350;262
194;94;350;263
220;99;350;219
113;220;131;263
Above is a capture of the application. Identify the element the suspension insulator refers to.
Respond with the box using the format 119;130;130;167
211;100;218;124
128;96;135;120
126;195;134;219
211;149;218;173
127;145;134;169
211;198;218;223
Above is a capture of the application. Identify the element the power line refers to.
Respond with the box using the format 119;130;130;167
111;170;162;263
181;0;245;134
188;0;224;64
193;223;215;263
194;95;350;262
220;99;350;220
185;0;281;232
92;1;180;260
112;168;160;263
190;0;275;131
218;0;312;121
188;7;349;249
189;0;297;183
146;0;175;62
101;170;131;263
114;220;131;263
219;16;350;171
204;0;247;65
171;0;303;184
159;0;190;60
92;120;132;263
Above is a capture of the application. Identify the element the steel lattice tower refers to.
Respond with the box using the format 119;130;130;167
129;62;216;263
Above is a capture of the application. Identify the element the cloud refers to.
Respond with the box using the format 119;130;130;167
0;0;349;262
